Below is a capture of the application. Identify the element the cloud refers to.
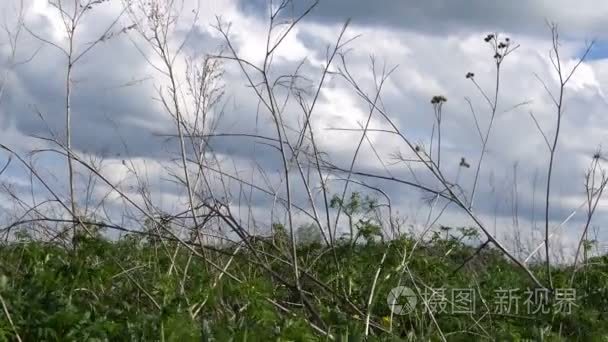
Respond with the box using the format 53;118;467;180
239;0;608;41
1;0;608;258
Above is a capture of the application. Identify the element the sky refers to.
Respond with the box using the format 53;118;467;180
2;0;608;261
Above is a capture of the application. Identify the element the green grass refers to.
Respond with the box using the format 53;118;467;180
1;226;607;341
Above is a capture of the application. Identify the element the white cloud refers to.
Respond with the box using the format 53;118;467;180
2;0;608;258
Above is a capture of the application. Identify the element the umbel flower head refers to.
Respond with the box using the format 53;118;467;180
431;95;447;104
465;72;475;79
484;34;495;42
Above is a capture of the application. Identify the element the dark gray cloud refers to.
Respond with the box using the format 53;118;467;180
239;0;608;40
3;33;172;159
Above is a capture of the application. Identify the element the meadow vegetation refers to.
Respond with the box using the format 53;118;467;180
0;0;607;340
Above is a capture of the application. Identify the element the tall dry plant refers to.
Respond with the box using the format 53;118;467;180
25;0;126;246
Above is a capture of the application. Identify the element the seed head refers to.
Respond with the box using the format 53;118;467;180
431;95;447;104
466;72;475;79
